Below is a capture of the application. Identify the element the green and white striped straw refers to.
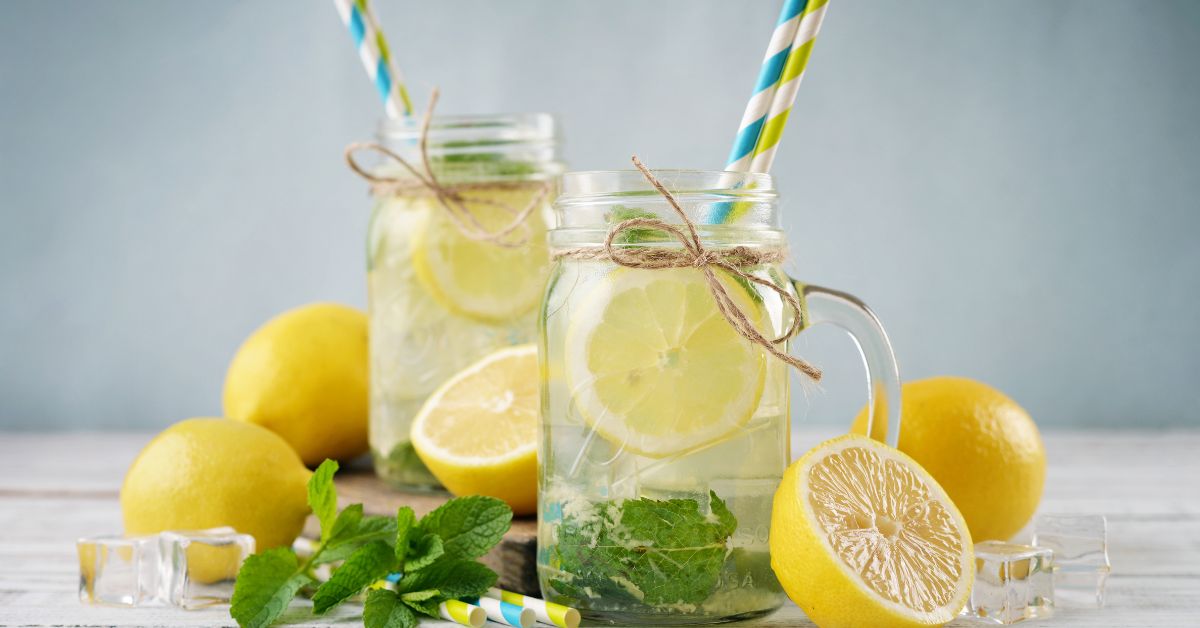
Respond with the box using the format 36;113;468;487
332;0;414;119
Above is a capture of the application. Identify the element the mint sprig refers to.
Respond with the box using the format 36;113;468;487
230;459;512;628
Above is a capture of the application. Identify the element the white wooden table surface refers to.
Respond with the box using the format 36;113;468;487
1;430;1197;627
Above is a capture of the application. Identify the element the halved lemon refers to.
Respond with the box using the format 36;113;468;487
410;345;539;514
771;434;975;627
411;187;550;322
564;267;767;458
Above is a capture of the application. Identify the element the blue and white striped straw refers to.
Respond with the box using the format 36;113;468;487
333;0;414;119
725;0;808;173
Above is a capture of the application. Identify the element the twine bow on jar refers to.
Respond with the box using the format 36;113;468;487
343;88;549;248
555;156;822;382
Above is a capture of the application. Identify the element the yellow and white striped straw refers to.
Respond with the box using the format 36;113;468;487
440;599;486;627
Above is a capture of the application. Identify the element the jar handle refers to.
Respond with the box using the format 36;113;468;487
791;281;903;448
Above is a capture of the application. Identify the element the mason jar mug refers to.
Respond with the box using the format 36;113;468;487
536;168;901;624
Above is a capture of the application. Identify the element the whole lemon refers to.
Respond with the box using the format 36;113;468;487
121;418;311;552
852;376;1046;542
223;303;368;465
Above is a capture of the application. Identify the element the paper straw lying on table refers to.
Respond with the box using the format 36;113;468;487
440;599;486;627
484;588;581;628
332;0;414;118
464;596;534;627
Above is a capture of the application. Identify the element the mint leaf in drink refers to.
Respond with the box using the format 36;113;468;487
709;488;738;535
403;529;444;572
419;495;512;561
550;491;738;609
308;459;339;541
394;506;416;565
397;558;498;602
607;205;666;244
312;540;398;614
230;548;313;628
363;589;418;628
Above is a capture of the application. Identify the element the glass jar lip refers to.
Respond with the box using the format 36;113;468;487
556;169;776;203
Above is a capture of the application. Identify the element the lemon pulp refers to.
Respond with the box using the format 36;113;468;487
771;434;974;627
808;444;967;612
410;345;539;514
565;267;767;458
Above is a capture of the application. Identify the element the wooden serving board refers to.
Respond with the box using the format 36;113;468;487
307;469;540;595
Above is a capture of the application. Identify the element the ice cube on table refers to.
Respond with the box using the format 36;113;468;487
78;527;254;608
1033;514;1110;608
964;541;1054;624
77;535;159;607
159;527;255;609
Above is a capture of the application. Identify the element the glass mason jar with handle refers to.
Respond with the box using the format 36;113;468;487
354;113;563;489
537;167;901;624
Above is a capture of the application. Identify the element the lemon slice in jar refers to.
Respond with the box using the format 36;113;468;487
411;185;550;323
564;267;768;458
771;434;975;627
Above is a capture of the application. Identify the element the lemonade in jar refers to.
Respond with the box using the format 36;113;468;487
537;167;901;623
354;113;562;489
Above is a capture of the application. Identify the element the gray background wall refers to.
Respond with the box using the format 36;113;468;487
2;1;1198;431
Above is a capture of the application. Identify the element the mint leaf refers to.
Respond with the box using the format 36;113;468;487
329;503;363;540
397;558;497;601
394;506;416;565
230;548;312;628
399;589;439;603
607;205;665;244
404;530;444;572
419;495;512;561
363;589;418;628
402;596;442;618
308;459;339;542
317;514;398;564
708;489;738;536
312;540;397;614
549;493;738;609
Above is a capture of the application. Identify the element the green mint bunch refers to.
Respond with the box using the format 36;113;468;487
230;460;512;628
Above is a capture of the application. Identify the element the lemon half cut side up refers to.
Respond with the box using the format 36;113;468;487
771;434;975;627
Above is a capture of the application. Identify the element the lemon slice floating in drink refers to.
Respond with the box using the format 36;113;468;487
410;344;539;514
412;188;550;322
564;267;768;458
771;434;975;627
